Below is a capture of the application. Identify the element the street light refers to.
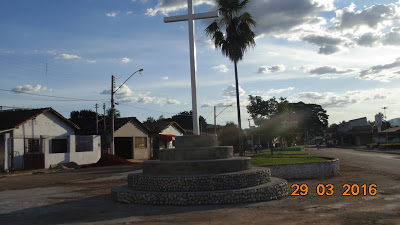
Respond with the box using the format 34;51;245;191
110;68;143;154
214;104;233;134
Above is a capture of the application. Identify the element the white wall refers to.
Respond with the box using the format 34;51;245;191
160;125;184;136
8;111;102;169
44;135;101;168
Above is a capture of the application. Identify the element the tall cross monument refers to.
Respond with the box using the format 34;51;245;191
164;0;219;135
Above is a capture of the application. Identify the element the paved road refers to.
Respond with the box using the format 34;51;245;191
309;147;400;175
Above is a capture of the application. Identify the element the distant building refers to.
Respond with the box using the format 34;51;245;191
373;127;400;144
0;108;101;171
144;121;185;158
326;117;373;146
99;117;151;160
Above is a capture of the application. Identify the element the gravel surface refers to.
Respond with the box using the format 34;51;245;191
0;147;399;225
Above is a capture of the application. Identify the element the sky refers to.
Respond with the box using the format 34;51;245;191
1;0;400;128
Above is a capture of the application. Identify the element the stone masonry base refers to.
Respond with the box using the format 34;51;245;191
112;177;288;205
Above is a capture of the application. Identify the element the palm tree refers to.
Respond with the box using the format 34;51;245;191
205;0;256;156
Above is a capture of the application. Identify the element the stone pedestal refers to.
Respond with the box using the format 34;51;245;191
112;134;288;205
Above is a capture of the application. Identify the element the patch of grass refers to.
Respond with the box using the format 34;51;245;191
251;157;328;166
253;151;310;158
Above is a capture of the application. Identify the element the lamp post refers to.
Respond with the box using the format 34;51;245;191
110;69;143;154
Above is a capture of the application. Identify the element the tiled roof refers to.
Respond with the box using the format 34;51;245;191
380;127;400;133
143;121;185;133
83;117;149;134
347;125;372;134
0;107;79;131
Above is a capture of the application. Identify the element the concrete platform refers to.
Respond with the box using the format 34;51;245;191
128;167;271;192
175;135;218;148
142;157;251;175
112;177;288;205
159;146;233;161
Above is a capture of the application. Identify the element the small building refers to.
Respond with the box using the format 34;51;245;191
336;117;373;146
324;124;338;147
144;121;185;158
373;127;400;144
0;108;101;171
102;117;151;160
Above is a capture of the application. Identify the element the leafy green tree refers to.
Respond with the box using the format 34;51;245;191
171;111;207;132
70;109;101;134
247;96;329;146
106;108;121;119
218;122;240;153
144;116;156;123
157;115;166;122
206;0;256;156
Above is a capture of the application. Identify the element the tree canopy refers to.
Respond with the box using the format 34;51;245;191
247;95;329;145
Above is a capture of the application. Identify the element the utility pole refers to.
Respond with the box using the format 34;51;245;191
214;106;217;134
110;69;143;155
382;107;389;144
95;103;99;134
214;104;233;135
103;103;106;131
111;75;115;155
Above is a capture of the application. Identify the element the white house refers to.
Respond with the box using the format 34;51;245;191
144;121;185;158
100;117;151;160
0;108;101;171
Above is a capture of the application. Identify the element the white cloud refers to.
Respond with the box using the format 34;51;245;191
56;53;81;60
258;65;286;74
201;100;234;108
101;84;181;106
197;36;215;49
167;99;181;105
222;85;245;98
358;57;400;82
250;87;295;97
146;0;215;16
331;3;399;33
86;59;96;63
46;50;57;55
0;49;14;54
120;57;132;63
161;76;169;80
12;85;51;93
212;64;229;73
294;88;388;108
106;12;118;18
308;66;354;76
126;11;133;15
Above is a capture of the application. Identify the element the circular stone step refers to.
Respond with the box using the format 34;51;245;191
159;146;233;161
142;157;251;175
112;177;288;205
175;135;218;148
128;167;271;192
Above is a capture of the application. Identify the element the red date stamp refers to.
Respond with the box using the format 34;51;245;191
291;184;378;196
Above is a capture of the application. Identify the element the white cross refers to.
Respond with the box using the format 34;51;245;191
164;0;219;135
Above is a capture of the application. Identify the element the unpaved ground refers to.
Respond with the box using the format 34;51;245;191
0;149;399;225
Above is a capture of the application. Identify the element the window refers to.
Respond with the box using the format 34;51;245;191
26;139;40;153
51;139;68;153
134;137;147;149
76;136;93;152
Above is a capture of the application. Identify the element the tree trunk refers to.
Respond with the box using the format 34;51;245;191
234;60;244;156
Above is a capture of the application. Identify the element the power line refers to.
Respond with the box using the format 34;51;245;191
0;88;107;102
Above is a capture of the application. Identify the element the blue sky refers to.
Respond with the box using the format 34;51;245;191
1;0;399;128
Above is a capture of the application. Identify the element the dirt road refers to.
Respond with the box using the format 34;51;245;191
0;148;399;225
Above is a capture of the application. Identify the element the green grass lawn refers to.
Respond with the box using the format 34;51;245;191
348;146;368;149
251;157;328;166
251;150;328;166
